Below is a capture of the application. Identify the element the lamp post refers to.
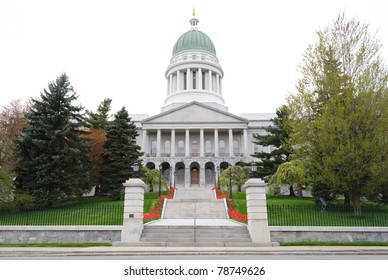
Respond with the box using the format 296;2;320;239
158;164;162;197
169;167;173;189
229;164;233;199
251;161;258;178
132;162;140;178
217;165;220;188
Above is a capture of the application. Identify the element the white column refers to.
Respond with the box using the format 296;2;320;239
177;70;180;91
208;70;212;92
216;73;220;93
214;129;219;157
229;129;234;157
200;129;204;157
219;78;223;96
243;129;249;156
185;129;190;157
166;77;169;95
198;68;202;90
169;75;173;94
156;129;161;157
142;129;147;154
171;129;175;157
187;68;191;90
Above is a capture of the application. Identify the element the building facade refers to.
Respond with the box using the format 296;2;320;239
131;16;274;188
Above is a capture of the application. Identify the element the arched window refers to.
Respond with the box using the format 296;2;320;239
192;140;198;155
219;140;226;154
151;140;157;156
233;139;240;154
164;140;171;156
205;140;212;154
177;140;185;155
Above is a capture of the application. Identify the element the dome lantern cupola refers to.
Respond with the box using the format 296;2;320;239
163;12;226;112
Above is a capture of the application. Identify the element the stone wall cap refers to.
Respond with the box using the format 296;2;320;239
123;178;149;192
242;178;266;191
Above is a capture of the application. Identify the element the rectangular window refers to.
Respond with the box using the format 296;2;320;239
202;72;206;90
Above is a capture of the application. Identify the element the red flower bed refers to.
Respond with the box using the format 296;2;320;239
143;187;177;222
212;186;230;199
227;199;247;223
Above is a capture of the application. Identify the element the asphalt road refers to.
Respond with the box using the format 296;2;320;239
1;254;388;260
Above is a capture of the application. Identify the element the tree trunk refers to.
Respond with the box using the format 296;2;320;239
344;192;350;206
351;191;362;216
297;183;304;198
289;185;296;196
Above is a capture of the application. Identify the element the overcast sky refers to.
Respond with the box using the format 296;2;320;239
1;0;387;117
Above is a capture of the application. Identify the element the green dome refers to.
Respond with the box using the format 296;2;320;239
173;29;216;55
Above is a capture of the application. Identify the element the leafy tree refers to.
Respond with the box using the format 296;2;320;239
14;73;91;206
140;167;167;192
83;128;106;190
99;107;142;199
0;99;29;174
85;98;112;130
252;105;291;183
268;160;306;198
287;13;388;215
0;171;13;203
219;165;251;192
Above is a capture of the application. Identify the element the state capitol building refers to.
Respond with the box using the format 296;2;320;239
131;15;274;188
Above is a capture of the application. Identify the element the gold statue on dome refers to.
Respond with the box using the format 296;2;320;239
192;7;196;17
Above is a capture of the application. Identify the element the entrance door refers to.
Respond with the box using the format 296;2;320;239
191;168;199;184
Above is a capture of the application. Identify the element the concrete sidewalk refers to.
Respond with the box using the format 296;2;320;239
1;246;388;257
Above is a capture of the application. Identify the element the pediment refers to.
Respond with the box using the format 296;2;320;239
142;102;248;124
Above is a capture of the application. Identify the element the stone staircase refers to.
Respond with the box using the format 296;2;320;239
139;225;253;247
132;186;254;247
163;187;227;219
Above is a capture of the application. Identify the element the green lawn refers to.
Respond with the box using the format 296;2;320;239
0;191;168;226
1;192;387;226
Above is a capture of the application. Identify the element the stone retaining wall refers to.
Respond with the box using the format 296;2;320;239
270;226;388;243
1;226;388;244
0;226;122;244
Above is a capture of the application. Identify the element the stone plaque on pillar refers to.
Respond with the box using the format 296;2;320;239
242;178;272;246
120;178;149;244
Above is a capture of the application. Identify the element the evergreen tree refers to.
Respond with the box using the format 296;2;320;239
100;107;142;199
85;98;112;130
14;73;91;206
252;105;291;183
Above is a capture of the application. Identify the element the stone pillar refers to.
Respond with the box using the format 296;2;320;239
229;129;234;157
242;178;272;245
187;68;191;90
216;73;220;93
185;129;190;157
198;68;202;90
171;129;175;157
214;129;219;157
120;178;149;243
156;129;161;157
208;70;212;92
169;75;173;94
200;129;204;157
177;70;180;91
142;129;147;154
243;129;249;156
